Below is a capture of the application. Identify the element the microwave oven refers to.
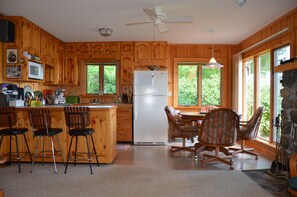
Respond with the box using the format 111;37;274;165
28;60;44;80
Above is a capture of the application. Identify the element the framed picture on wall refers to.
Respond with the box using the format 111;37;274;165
6;65;21;79
6;48;18;64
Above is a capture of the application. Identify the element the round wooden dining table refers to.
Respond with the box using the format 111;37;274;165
179;112;206;121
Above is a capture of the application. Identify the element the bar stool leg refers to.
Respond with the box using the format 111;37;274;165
90;135;99;166
64;136;74;174
74;136;78;166
22;133;32;162
85;135;93;175
31;136;41;173
41;137;45;165
9;135;12;163
55;135;64;164
14;135;21;173
0;136;3;158
50;137;57;173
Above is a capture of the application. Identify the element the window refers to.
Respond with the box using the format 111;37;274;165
258;53;271;140
243;59;254;120
241;45;290;143
86;63;117;95
177;63;221;106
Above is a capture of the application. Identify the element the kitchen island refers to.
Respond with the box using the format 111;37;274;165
0;105;117;164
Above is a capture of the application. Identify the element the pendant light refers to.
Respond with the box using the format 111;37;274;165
204;30;223;68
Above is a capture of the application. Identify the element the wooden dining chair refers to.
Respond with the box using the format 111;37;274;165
165;106;198;153
195;108;239;170
229;107;263;159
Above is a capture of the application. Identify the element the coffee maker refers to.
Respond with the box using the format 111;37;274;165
0;83;19;106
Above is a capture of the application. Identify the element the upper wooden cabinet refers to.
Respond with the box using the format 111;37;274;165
21;18;40;57
134;41;167;61
64;55;79;85
40;29;50;63
121;42;134;54
120;55;133;85
134;41;167;69
66;43;77;54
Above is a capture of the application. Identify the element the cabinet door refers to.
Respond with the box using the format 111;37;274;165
117;106;133;142
134;42;150;61
64;55;78;85
65;43;77;54
31;24;40;57
55;53;64;84
49;35;56;64
22;19;32;53
121;42;134;53
151;42;166;60
120;56;133;85
40;29;50;63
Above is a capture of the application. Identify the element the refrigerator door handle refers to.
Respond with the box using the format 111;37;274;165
134;112;137;120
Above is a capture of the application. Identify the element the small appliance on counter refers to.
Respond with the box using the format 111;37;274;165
0;83;20;107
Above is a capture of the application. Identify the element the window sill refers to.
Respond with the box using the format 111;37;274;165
245;138;276;160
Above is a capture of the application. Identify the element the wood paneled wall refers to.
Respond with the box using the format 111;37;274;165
238;7;297;59
169;44;237;109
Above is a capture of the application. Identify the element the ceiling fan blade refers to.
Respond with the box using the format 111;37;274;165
125;21;152;26
165;16;193;23
156;23;168;33
143;8;157;18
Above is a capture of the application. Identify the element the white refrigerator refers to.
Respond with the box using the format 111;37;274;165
133;70;168;145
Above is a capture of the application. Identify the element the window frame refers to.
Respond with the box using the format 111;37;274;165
241;45;290;143
173;58;222;107
83;60;120;96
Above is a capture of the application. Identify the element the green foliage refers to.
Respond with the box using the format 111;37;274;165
178;65;197;105
87;65;99;94
86;64;117;95
177;65;221;106
202;68;221;105
104;65;116;94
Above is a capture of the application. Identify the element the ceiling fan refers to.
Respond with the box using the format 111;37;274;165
125;6;193;33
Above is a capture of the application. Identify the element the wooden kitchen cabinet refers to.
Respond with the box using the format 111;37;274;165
40;29;50;63
134;41;167;69
64;55;79;85
22;18;40;57
117;105;133;142
120;55;134;85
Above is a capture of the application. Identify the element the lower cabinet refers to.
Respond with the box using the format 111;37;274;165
117;105;133;142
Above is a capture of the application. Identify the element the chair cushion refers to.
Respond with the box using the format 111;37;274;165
0;128;28;135
34;128;63;136
289;177;297;190
69;128;95;136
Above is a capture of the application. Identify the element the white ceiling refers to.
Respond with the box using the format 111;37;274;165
0;0;297;44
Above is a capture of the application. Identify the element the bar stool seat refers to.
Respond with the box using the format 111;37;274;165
64;106;99;175
0;106;32;173
28;108;64;173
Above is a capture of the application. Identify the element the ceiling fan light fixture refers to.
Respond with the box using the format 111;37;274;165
236;0;248;6
99;28;113;37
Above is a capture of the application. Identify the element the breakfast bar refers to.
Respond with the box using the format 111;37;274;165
0;105;117;164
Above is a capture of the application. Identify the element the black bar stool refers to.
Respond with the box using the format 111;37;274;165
28;108;64;173
0;106;32;173
64;106;99;174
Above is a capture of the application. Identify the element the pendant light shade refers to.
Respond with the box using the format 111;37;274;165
204;30;223;68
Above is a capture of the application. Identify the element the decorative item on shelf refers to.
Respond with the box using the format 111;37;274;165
147;65;160;70
99;28;113;37
6;48;17;64
203;30;223;69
